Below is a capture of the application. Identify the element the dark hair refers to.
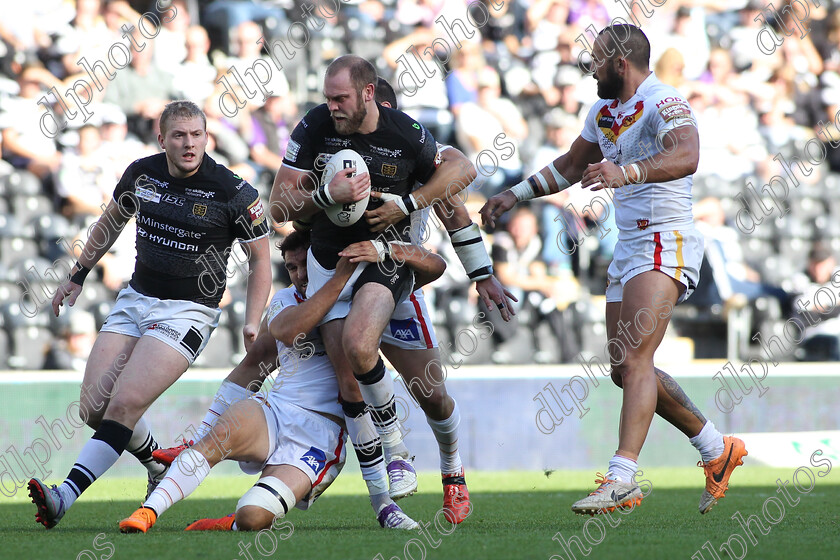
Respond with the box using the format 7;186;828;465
159;100;206;136
597;24;650;70
375;77;398;109
325;55;377;93
279;230;311;258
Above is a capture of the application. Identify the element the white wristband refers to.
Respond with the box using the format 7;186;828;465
370;239;390;262
377;192;409;216
510;180;536;202
312;183;335;209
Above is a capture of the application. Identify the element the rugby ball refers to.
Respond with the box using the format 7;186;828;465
321;148;371;227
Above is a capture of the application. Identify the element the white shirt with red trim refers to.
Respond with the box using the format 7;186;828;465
266;287;341;417
581;73;697;240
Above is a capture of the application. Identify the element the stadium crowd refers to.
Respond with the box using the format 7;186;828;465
2;0;840;369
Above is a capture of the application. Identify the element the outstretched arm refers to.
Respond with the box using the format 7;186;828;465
480;135;603;229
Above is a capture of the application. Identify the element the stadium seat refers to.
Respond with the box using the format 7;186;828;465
1;169;41;197
11;194;54;225
0;301;53;370
31;214;75;262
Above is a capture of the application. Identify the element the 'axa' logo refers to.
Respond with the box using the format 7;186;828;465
300;446;326;474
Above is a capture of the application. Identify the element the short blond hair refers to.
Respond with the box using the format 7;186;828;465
159;100;206;136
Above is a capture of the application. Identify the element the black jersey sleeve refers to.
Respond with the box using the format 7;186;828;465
112;160;141;215
230;183;270;242
281;107;319;172
412;122;442;186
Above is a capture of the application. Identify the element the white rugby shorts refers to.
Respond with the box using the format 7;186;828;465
606;229;703;304
239;394;346;511
380;289;438;350
100;285;221;364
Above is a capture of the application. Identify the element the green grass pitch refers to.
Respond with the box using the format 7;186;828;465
2;468;838;560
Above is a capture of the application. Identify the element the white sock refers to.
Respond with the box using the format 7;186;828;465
357;368;407;460
608;455;638;483
426;400;463;476
195;381;253;439
144;448;211;516
344;409;387;489
61;440;122;507
125;416;166;478
689;421;725;463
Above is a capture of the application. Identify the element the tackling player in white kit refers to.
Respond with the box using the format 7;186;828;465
481;24;747;515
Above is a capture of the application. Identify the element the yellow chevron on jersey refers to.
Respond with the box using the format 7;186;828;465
597;100;645;144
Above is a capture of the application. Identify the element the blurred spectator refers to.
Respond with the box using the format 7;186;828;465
173;25;217;106
694;197;792;314
0;65;63;184
446;42;484;117
655;48;687;90
490;206;580;363
54;0;126;79
103;31;176;142
792;241;840;361
98;103;153;175
656;5;710;81
42;309;97;371
454;66;526;196
223;21;289;102
246;93;296;175
153;0;191;75
56;123;115;223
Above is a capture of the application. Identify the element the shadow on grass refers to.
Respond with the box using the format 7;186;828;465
2;486;838;560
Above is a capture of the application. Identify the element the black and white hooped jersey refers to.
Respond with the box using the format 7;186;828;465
113;152;270;307
281;103;441;268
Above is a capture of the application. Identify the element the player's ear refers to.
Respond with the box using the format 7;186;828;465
157;134;165;150
364;83;375;103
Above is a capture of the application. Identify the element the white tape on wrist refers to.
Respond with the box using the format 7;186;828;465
511;180;536;202
312;183;335;209
449;223;493;282
377;192;409;216
548;162;570;191
370;239;390;262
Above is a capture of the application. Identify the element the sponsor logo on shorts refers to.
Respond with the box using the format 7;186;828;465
636;219;650;230
390;318;420;342
148;322;180;340
300;446;326;474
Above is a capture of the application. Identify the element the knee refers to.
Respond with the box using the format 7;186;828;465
79;400;104;428
234;506;273;531
343;329;380;373
103;393;143;425
610;356;651;383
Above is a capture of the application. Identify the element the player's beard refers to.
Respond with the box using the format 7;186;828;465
596;63;623;100
332;94;367;134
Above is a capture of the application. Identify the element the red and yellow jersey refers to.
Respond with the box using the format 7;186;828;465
581;73;698;240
